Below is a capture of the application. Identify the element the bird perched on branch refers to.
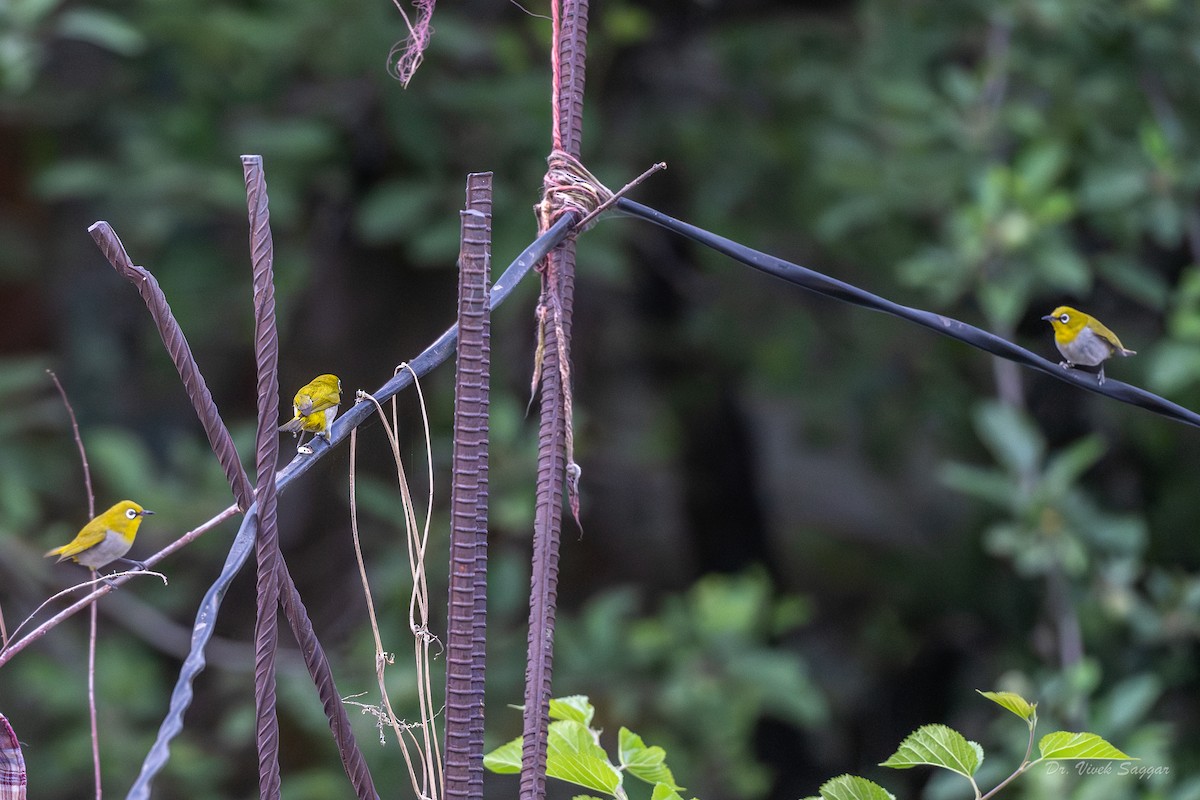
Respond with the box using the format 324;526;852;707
1043;306;1136;385
45;500;154;571
280;373;342;453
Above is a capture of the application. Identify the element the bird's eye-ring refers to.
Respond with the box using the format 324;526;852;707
126;508;139;519
1059;313;1070;323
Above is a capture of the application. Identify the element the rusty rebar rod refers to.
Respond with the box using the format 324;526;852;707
243;155;284;800
520;3;590;800
443;172;493;800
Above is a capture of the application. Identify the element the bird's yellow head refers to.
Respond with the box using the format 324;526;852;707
312;374;341;399
1042;305;1088;342
103;500;154;536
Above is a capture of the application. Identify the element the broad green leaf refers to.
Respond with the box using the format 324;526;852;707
546;720;621;795
1042;436;1107;496
880;724;981;777
1039;732;1134;761
619;727;681;790
812;774;895;800
551;696;596;726
939;462;1016;509
483;736;523;774
1015;142;1068;195
650;783;687;800
973;402;1045;477
1147;341;1200;394
977;690;1037;722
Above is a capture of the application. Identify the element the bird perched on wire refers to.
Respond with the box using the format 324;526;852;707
1042;306;1136;385
45;500;155;571
279;373;342;453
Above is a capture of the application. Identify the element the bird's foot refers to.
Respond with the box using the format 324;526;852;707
297;444;314;455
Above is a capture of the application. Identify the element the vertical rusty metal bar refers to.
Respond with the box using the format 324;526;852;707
520;3;590;800
243;154;283;800
466;174;492;800
444;172;493;800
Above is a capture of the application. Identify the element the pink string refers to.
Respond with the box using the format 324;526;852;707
388;0;435;86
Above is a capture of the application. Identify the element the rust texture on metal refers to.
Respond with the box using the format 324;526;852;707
443;171;494;800
520;3;590;800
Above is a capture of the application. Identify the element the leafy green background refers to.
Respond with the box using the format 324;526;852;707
2;1;1200;798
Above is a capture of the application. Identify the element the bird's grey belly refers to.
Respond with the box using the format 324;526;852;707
76;529;133;569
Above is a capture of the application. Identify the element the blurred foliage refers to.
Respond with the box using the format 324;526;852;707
3;0;1200;799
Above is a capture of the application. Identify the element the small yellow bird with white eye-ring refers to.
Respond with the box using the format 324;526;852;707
279;373;341;454
45;500;155;571
1042;306;1136;385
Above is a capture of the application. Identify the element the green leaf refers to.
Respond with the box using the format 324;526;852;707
546;720;621;795
619;727;682;790
939;462;1016;509
880;724;982;777
354;181;442;244
976;690;1037;722
550;696;596;726
483;736;523;774
56;8;145;56
1039;732;1135;761
973;402;1045;477
1147;341;1200;394
1015;142;1068;196
649;783;687;800
1042;436;1107;496
811;774;895;800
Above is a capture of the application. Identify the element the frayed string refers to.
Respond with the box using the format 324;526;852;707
536;149;614;234
388;0;435;87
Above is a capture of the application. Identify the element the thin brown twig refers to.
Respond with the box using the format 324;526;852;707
89;583;102;800
353;384;441;798
572;161;665;232
0;512;221;670
403;366;443;797
47;370;95;519
2;571;169;651
48;368;103;798
347;423;411;757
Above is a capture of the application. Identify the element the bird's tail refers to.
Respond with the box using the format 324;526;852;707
279;417;303;435
44;545;68;561
1118;347;1137;357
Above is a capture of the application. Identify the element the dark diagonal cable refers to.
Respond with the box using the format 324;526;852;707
616;198;1200;430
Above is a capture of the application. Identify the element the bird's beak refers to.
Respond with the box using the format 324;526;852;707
1040;315;1053;321
140;510;155;516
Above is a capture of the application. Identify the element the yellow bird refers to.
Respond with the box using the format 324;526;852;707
45;500;155;570
1042;306;1136;385
279;373;341;452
